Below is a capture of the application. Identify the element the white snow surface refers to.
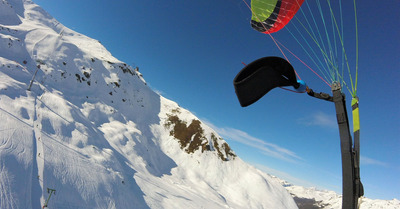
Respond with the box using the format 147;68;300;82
274;176;400;209
0;0;297;208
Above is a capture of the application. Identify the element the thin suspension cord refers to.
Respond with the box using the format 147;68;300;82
328;0;339;82
297;1;317;41
296;0;321;55
339;0;345;84
294;15;338;75
239;0;357;96
268;33;302;79
315;0;352;95
241;0;301;80
327;0;344;88
316;0;336;80
306;0;330;68
275;39;331;87
293;16;332;77
353;0;359;96
326;0;355;95
241;0;357;93
330;0;338;67
288;21;332;82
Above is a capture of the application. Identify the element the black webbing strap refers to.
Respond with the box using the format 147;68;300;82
307;83;361;209
331;83;358;209
306;88;333;102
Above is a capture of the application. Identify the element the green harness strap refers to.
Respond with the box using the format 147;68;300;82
352;97;364;200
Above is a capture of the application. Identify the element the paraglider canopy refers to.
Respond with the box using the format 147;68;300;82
236;0;364;208
233;56;300;107
251;0;305;34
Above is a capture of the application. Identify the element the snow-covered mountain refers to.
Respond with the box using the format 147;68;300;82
0;0;297;208
273;176;400;209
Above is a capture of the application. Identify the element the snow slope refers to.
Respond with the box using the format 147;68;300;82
274;176;400;209
0;0;297;208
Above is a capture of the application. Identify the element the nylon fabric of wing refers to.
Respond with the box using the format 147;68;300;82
251;0;305;34
233;57;298;107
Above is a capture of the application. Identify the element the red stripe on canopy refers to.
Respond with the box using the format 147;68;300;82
264;0;305;34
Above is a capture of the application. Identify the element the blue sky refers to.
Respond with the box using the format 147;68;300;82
33;0;399;200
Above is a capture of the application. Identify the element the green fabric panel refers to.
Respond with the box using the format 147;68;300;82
251;0;278;22
352;97;360;132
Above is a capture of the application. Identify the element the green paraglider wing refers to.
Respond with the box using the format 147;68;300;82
251;0;305;34
233;57;298;107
